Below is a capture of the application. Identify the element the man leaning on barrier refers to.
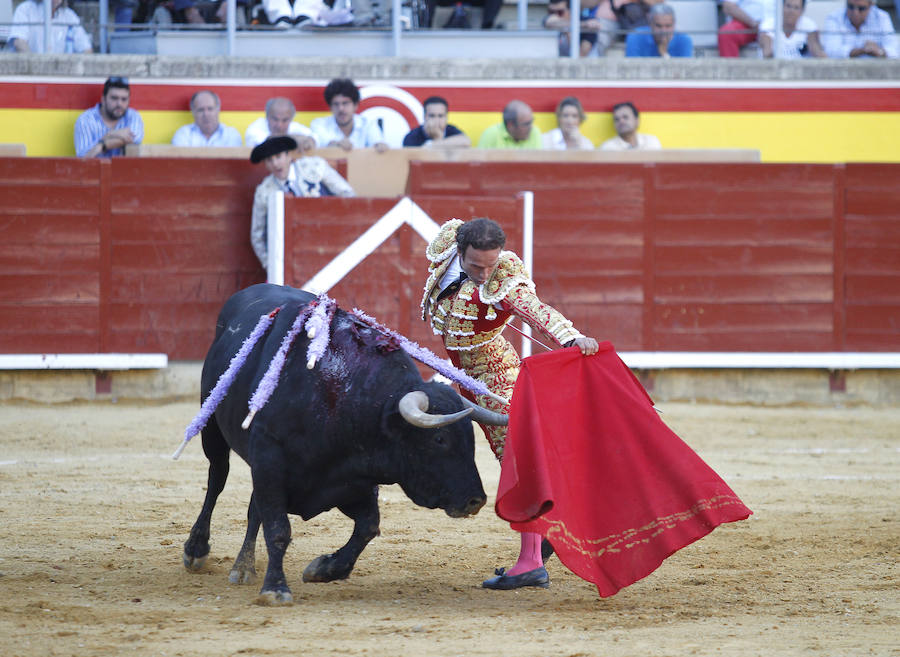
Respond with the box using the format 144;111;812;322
74;76;144;158
172;90;243;148
822;0;898;58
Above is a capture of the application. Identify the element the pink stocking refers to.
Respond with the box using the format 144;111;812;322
506;531;543;576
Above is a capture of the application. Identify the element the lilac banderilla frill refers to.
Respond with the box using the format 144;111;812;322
172;306;282;460
176;295;508;459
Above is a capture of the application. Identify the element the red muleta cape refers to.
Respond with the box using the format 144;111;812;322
496;343;752;597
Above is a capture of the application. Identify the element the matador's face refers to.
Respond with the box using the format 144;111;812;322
459;247;501;286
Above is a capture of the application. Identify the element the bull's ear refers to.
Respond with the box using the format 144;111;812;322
380;398;406;440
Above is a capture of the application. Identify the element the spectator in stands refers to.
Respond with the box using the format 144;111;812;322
717;0;772;57
478;100;542;149
543;0;618;57
759;0;826;58
822;0;898;58
310;78;389;152
625;3;694;57
245;97;316;151
599;101;661;151
7;0;93;53
171;0;243;25
402;97;471;148
171;90;243;147
542;97;593;150
249;136;354;270
426;0;502;29
74;76;144;158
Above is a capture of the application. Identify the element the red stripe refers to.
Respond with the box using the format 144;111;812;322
3;82;899;113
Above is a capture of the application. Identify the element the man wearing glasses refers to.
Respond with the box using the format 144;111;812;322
74;77;144;158
822;0;898;58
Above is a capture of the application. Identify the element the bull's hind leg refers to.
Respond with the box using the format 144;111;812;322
229;493;260;584
249;436;294;606
303;485;380;583
183;416;231;571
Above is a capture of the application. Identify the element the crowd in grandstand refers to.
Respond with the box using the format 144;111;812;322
74;75;663;159
4;0;897;57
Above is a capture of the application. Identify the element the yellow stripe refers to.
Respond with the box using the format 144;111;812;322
3;108;899;162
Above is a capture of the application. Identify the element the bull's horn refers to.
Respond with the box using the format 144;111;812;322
398;390;473;429
460;397;509;426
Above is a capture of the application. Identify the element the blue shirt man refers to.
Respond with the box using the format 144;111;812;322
625;3;694;57
74;76;144;158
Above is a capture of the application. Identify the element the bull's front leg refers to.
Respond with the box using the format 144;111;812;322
249;438;293;606
183;418;230;571
303;486;380;583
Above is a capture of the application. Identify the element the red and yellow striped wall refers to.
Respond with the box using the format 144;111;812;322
2;77;899;162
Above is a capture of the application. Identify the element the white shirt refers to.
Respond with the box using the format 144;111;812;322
541;128;594;150
760;15;817;59
244;116;315;149
9;0;92;53
822;6;898;58
728;0;776;25
171;122;243;147
599;133;662;151
310;114;385;149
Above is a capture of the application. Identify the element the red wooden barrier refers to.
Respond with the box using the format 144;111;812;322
406;161;900;352
0;158;265;359
0;158;896;361
284;195;524;356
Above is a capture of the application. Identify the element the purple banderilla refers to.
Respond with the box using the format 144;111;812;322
172;306;282;460
177;294;507;460
350;308;508;406
241;298;322;430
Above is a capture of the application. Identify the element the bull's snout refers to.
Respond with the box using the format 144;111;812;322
446;494;486;518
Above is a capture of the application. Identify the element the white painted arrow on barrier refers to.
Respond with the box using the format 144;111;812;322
300;197;441;295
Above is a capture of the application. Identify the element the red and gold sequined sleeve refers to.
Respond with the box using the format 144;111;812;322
501;285;584;347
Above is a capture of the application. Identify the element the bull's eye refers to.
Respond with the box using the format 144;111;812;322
433;433;445;446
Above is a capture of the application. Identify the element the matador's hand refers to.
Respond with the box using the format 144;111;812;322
573;337;599;356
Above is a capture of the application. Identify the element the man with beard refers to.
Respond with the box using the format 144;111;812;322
598;101;661;151
171;90;243;148
74;77;144;158
310;78;389;152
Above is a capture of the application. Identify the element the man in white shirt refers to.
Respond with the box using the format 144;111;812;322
822;0;898;58
599;102;662;151
171;90;243;148
8;0;93;53
244;97;316;150
310;78;389;152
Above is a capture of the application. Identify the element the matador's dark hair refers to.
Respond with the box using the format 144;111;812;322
456;218;506;257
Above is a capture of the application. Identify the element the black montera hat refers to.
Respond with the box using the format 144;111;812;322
250;135;298;164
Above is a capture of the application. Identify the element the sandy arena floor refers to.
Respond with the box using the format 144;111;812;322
0;400;897;657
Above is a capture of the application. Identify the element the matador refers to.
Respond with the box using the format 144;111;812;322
422;217;599;590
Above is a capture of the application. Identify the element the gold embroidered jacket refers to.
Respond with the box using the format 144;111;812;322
421;220;583;353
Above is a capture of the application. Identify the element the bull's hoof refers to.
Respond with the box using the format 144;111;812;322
183;551;208;572
229;565;257;584
256;589;293;606
302;554;352;583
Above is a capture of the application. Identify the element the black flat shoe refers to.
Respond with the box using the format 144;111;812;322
482;566;550;590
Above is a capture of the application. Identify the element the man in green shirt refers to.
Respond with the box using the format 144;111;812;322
477;100;542;149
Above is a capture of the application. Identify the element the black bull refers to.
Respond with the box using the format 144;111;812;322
183;284;505;605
